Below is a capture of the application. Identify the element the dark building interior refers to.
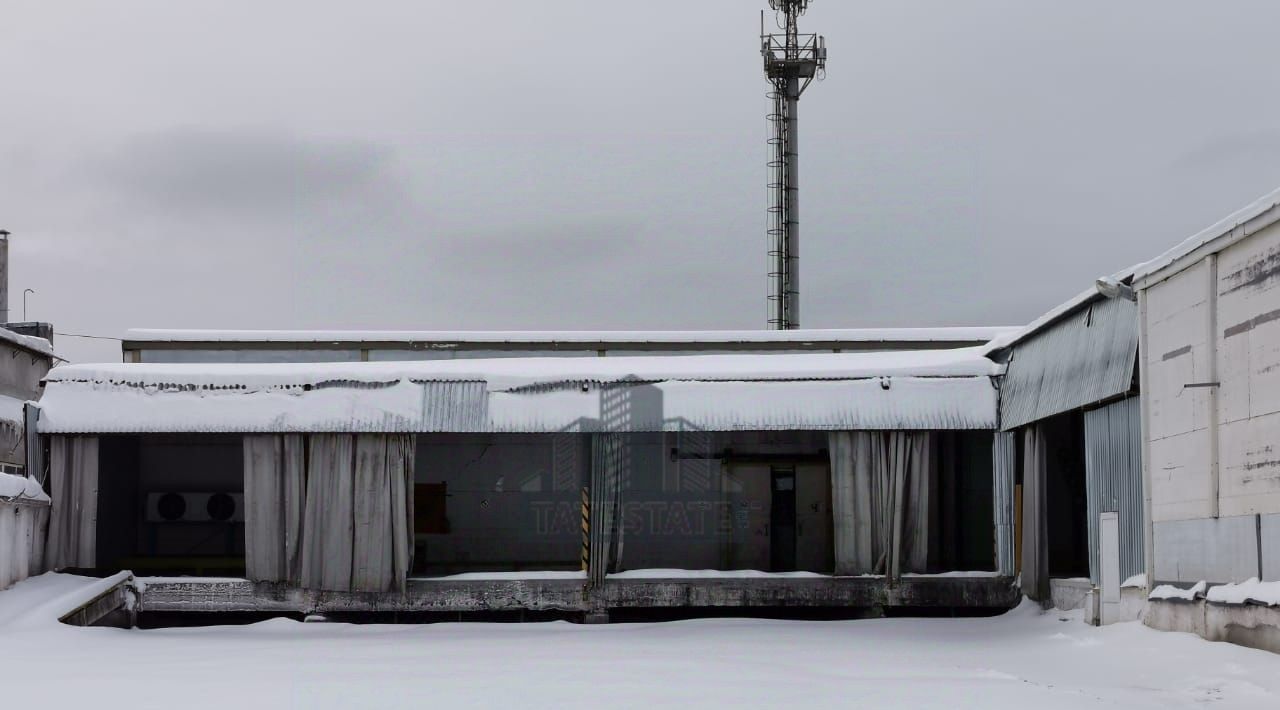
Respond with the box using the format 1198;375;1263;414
91;429;998;579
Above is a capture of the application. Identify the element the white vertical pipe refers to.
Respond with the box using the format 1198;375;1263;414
1138;288;1155;588
1206;254;1220;519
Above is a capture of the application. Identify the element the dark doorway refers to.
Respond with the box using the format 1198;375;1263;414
770;467;797;572
1042;413;1089;579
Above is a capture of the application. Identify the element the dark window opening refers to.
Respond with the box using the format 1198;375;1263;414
412;433;588;576
97;434;246;577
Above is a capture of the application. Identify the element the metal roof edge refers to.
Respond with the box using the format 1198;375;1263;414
1133;186;1280;290
119;327;1020;349
982;267;1138;359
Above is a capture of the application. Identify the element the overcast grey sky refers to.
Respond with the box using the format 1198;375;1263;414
3;0;1280;362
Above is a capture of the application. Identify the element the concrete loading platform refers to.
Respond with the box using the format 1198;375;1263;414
64;573;1020;626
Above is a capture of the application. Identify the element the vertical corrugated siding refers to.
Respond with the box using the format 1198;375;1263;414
1084;396;1144;585
993;431;1017;577
24;404;41;482
417;380;489;431
1000;296;1139;431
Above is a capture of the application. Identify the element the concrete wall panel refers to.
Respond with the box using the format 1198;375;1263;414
1216;225;1280;415
1154;515;1259;584
1146;263;1210;463
1150;431;1212;521
1245;312;1280;419
1148;340;1202;440
1146;261;1217;522
1263;514;1280;581
0;340;50;401
1147;259;1208;326
1213;222;1280;518
1217;310;1252;425
1219;414;1280;517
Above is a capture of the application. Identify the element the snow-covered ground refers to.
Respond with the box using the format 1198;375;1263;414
1;574;1278;709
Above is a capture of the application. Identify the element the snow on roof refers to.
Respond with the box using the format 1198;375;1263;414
38;349;1001;434
981;264;1139;358
1133;185;1280;286
50;348;1000;389
0;472;47;504
0;327;54;359
123;327;1017;346
0;394;26;423
988;186;1280;359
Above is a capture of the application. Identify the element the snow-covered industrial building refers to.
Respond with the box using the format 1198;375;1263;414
31;333;1022;619
979;188;1280;650
19;191;1280;644
983;269;1145;624
1131;189;1280;647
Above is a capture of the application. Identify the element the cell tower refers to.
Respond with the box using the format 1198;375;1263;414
762;1;826;330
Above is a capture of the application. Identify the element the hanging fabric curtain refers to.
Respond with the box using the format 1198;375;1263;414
45;436;99;571
389;435;415;591
829;431;934;577
296;433;415;593
864;431;891;574
1021;425;1049;600
993;432;1018;578
830;431;889;576
352;434;415;593
243;435;306;584
300;434;356;592
895;431;934;576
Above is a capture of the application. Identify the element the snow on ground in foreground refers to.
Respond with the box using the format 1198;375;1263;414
1;575;1278;709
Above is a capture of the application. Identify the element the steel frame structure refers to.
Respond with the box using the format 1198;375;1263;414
762;1;826;330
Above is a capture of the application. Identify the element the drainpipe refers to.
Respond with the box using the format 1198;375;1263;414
1206;254;1220;519
1138;287;1156;589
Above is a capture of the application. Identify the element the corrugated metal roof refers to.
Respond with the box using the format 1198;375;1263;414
998;295;1138;430
37;379;490;435
47;349;1000;391
36;354;998;434
982;264;1139;358
488;378;996;433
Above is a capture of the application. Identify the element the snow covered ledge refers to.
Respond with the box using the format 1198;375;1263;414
1142;579;1280;654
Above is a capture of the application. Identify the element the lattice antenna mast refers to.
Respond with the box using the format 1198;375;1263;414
762;0;826;330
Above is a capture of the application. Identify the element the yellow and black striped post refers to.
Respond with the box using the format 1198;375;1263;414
580;486;590;572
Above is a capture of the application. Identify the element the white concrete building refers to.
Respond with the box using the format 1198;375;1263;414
1134;189;1280;585
1133;188;1280;650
